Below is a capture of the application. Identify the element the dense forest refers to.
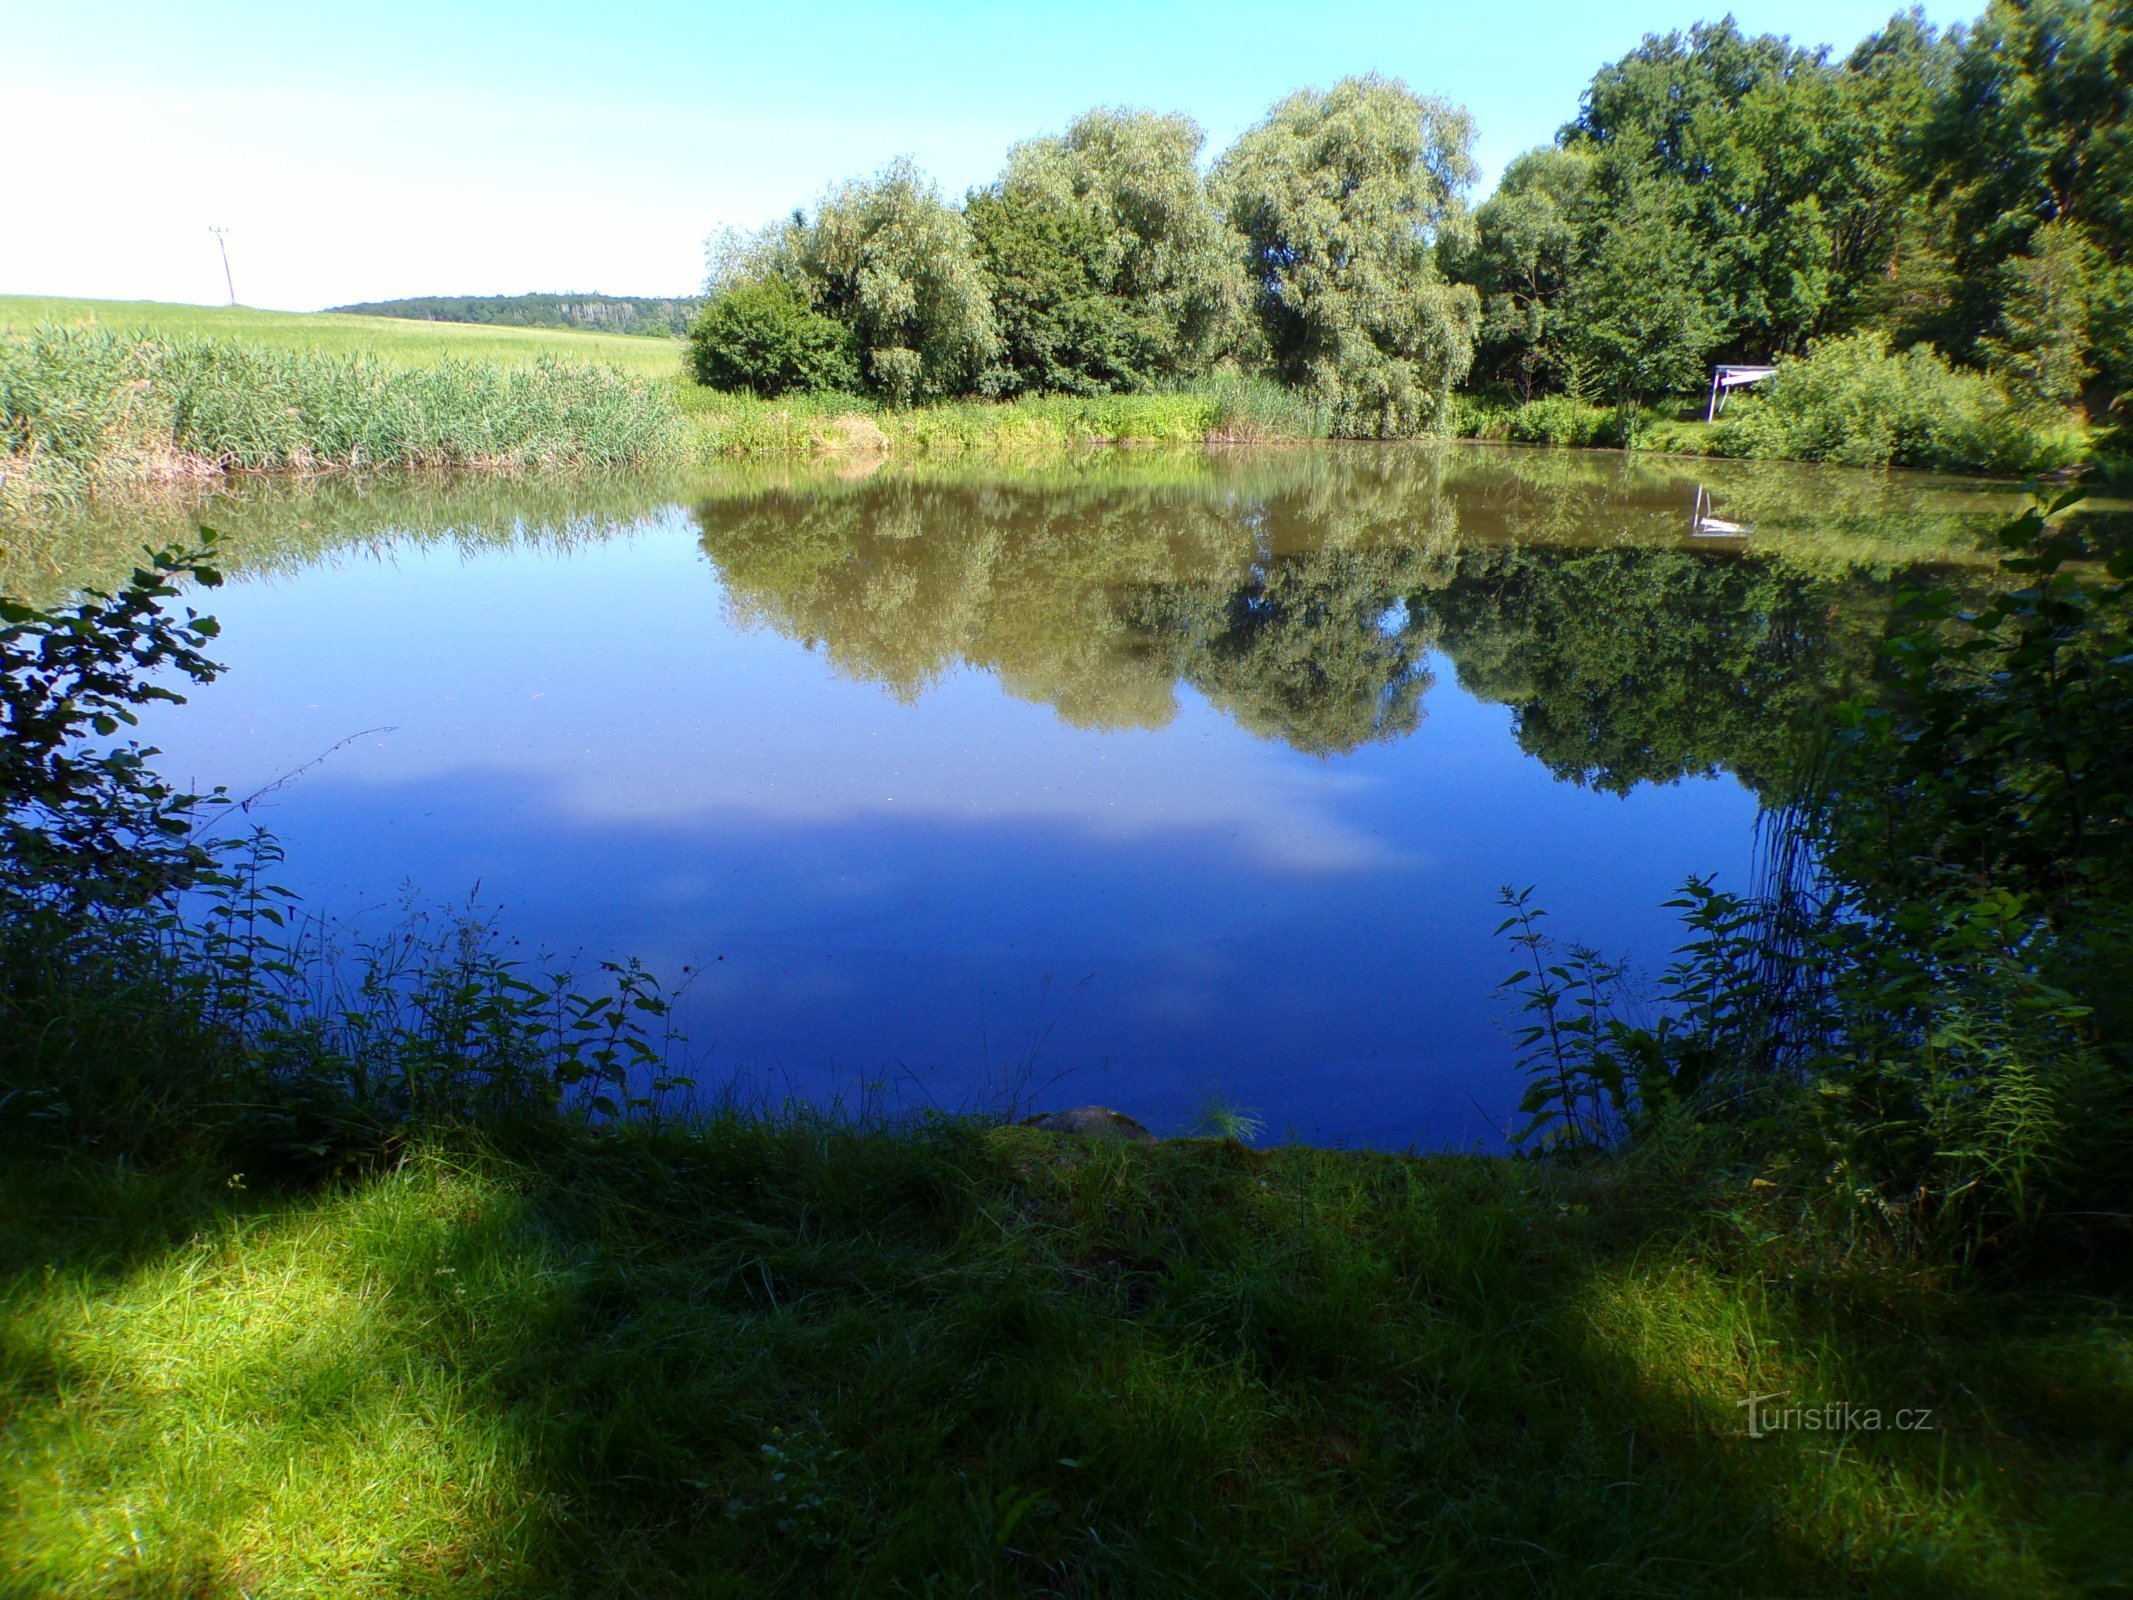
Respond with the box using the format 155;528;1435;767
688;0;2129;470
330;292;703;336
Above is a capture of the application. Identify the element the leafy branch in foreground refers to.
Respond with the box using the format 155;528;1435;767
0;535;226;916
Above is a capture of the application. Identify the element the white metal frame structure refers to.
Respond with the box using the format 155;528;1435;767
1706;364;1778;422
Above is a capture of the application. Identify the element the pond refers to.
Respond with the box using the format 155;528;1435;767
10;444;2065;1146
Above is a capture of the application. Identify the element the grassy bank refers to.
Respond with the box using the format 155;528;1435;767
677;370;1330;456
8;297;2097;497
3;301;1334;507
5;1116;2126;1598
1452;337;2098;479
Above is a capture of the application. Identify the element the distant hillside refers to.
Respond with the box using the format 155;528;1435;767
326;293;703;337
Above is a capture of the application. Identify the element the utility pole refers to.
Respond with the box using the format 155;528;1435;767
208;226;236;306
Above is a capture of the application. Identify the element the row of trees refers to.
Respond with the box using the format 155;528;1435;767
692;0;2128;436
1463;1;2130;416
331;294;705;336
692;76;1479;436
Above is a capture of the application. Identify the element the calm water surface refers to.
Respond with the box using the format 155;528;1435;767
22;445;2054;1145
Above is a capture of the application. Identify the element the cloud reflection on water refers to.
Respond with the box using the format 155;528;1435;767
96;445;2031;1145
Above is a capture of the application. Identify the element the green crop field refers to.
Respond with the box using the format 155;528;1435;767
0;296;688;380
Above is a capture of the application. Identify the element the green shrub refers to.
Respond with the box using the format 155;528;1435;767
687;280;861;398
1447;393;1507;439
1715;331;2083;473
675;378;1326;457
1449;394;1623;448
1506;396;1623;448
0;541;225;919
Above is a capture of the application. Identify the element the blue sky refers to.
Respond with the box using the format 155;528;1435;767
6;1;1972;311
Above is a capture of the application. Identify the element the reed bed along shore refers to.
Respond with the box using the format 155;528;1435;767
0;326;688;508
1;314;1332;513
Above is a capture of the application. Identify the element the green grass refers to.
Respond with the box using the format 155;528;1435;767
1;1124;2124;1597
0;296;688;380
675;373;1329;457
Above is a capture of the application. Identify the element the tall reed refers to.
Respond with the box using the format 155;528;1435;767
1;325;688;507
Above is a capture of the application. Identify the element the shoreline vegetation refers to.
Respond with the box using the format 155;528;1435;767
0;312;1333;512
662;8;2126;480
0;304;2111;517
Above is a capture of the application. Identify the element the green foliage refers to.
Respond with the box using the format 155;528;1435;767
1;325;687;506
966;108;1246;396
0;542;225;918
1563;18;1934;365
1456;147;1596;397
1924;0;2133;395
1834;489;2133;925
1564;178;1722;408
1984;218;2105;411
1496;878;1778;1154
1215;74;1482;436
965;181;1142;395
1495;887;1635;1150
725;159;1001;407
1191;1094;1266;1142
327;291;704;337
1505;493;2133;1248
1717;331;2081;472
1453;393;1624;447
1196;368;1335;441
688;278;859;398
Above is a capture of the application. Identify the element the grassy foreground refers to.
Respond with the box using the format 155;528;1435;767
0;1121;2124;1598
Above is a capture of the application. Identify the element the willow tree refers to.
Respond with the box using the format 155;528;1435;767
720;159;1000;407
966;108;1247;395
1214;74;1481;437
